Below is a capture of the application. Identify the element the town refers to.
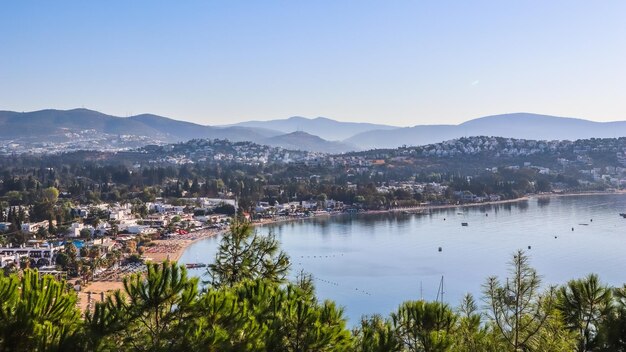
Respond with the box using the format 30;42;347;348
2;136;626;282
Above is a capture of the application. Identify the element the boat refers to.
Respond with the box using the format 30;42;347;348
185;263;207;269
620;213;626;218
461;222;469;226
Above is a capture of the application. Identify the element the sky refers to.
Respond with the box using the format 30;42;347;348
1;1;625;127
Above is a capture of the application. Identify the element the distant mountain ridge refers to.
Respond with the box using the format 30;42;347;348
0;108;354;153
228;116;398;141
347;113;626;149
2;109;626;153
262;131;358;153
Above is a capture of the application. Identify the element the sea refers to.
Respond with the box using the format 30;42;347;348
180;194;626;324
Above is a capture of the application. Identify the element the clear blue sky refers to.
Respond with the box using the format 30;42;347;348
1;1;625;126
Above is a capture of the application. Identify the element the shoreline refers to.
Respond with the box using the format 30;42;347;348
143;189;626;265
79;228;222;312
142;228;225;263
534;190;626;198
79;189;625;311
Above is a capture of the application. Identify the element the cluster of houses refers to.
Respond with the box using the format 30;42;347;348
145;139;326;166
0;130;160;155
253;199;346;218
375;181;448;196
0;240;59;269
0;197;238;269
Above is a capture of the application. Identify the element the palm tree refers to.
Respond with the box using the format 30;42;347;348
557;273;612;351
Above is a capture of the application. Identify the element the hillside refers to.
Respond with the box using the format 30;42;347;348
0;108;288;143
0;109;357;153
230;116;398;141
263;131;358;153
4;109;626;153
346;113;626;149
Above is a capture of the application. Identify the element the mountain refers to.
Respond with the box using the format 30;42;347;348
229;116;398;141
0;109;162;139
5;109;626;153
262;131;358;153
0;109;289;142
346;113;626;149
0;108;355;153
127;113;282;141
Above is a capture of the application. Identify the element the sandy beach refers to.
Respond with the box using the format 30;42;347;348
77;190;625;312
78;228;221;312
77;280;125;312
142;228;222;262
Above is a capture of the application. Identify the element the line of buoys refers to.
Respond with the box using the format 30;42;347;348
300;254;343;259
311;275;372;296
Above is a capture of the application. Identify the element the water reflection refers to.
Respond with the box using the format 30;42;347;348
181;194;626;325
537;197;551;207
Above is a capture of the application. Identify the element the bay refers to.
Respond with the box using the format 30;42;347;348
180;194;626;324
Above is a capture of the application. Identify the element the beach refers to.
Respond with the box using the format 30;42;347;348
77;190;624;312
142;228;223;262
78;228;222;312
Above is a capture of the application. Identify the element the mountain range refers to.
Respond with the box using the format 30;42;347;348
0;109;355;153
228;116;397;141
1;109;626;153
346;113;626;149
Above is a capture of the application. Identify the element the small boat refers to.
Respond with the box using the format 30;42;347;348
185;263;207;269
620;213;626;218
461;222;469;226
578;223;589;226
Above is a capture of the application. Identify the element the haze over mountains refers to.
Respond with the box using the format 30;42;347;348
347;113;626;149
1;109;626;153
228;116;398;141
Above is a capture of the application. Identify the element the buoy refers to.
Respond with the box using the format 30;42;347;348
572;227;574;231
555;236;558;239
438;247;442;252
528;245;531;249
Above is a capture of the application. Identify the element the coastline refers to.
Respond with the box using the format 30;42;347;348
144;189;626;266
534;190;626;198
142;228;224;263
79;228;222;312
241;190;626;231
79;189;625;312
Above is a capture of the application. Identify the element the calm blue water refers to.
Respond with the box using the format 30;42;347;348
180;194;626;323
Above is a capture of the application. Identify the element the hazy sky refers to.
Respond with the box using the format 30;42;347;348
1;1;625;126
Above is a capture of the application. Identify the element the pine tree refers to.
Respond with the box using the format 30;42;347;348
483;250;557;351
